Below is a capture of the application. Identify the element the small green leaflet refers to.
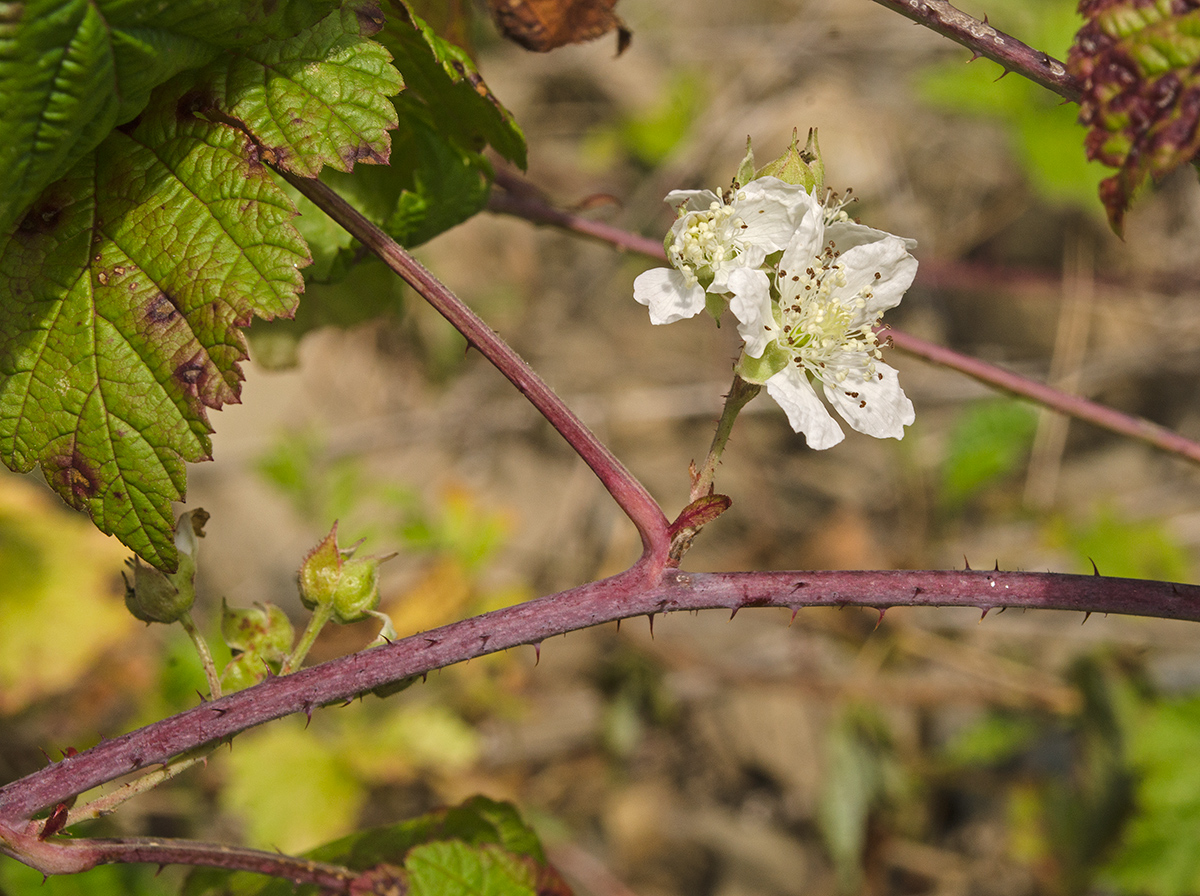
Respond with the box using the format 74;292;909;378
0;0;342;235
0;5;402;570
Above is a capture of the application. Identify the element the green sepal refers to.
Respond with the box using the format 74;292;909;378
755;127;824;192
735;341;790;385
704;290;727;324
734;136;757;189
298;523;345;611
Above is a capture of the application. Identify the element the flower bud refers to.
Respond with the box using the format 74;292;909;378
121;508;209;624
755;128;824;193
221;600;294;661
123;557;193;624
331;556;382;624
297;522;395;623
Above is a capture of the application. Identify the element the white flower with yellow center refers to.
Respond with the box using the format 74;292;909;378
633;176;809;325
728;202;918;450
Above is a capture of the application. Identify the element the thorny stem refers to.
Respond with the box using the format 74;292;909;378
5;568;1200;832
866;0;1082;102
886;329;1200;465
690;375;760;504
281;171;671;574
178;611;221;700
488;178;1200;468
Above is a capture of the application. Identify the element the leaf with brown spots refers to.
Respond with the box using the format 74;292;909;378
186;2;403;178
1069;0;1200;234
488;0;630;53
0;76;309;571
0;0;341;237
0;3;407;570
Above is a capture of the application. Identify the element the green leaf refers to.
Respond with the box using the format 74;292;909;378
187;2;403;178
380;2;526;169
1101;697;1200;896
1056;506;1191;581
943;712;1040;766
321;101;494;247
0;78;309;571
407;842;537;896
0;4;406;569
0;0;341;235
918;0;1107;212
219;724;366;854
275;0;527;285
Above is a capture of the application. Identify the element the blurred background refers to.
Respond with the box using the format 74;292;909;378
6;0;1200;894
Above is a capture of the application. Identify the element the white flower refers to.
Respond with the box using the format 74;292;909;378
633;176;810;325
729;205;918;450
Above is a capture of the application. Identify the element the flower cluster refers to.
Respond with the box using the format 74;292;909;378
634;157;918;450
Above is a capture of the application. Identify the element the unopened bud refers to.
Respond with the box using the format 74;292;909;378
221;600;294;661
123;557;193;624
122;509;207;624
756;128;824;193
298;522;395;624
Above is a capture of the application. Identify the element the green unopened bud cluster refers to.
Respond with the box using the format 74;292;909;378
298;522;393;624
282;522;398;675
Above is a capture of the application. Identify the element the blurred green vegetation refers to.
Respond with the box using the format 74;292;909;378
919;0;1108;211
939;399;1039;510
583;70;705;169
941;654;1200;896
1048;508;1193;582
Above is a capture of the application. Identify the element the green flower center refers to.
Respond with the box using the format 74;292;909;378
776;243;884;386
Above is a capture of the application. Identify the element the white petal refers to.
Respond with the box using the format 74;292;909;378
827;220;918;254
710;243;767;293
733;178;817;252
776;210;827;299
633;267;706;324
836;236;918;318
665;189;720;212
766;367;845;449
727;268;775;358
822;363;914;440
